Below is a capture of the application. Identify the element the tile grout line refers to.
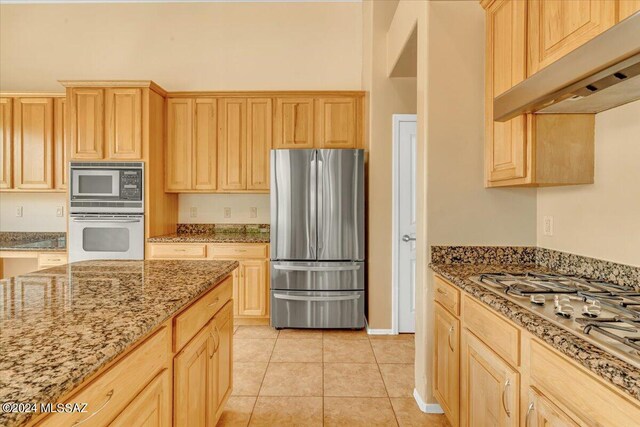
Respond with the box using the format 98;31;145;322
369;333;401;427
243;327;278;427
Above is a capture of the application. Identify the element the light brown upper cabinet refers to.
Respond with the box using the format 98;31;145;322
274;97;315;149
194;98;218;191
528;0;616;76
485;0;529;184
106;88;143;159
247;98;272;191
218;98;247;191
69;88;104;159
0;98;12;189
167;98;194;191
53;98;67;190
482;0;595;187
619;0;640;20
13;98;54;190
316;97;359;148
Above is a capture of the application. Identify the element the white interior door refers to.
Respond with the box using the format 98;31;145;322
395;115;417;333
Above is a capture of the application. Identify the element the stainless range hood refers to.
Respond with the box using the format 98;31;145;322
494;12;640;122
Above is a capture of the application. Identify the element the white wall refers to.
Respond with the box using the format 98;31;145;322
178;194;270;224
537;100;640;267
0;2;362;92
0;193;67;232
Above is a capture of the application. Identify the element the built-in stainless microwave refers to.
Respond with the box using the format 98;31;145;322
69;162;144;214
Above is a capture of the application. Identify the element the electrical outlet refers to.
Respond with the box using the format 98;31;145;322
249;207;258;218
190;207;198;218
224;207;231;219
15;206;23;217
56;206;64;217
543;216;554;236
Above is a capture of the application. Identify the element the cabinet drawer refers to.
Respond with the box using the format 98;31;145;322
529;340;640;427
174;276;233;351
37;253;68;269
149;243;207;259
434;275;460;316
38;325;170;427
210;244;268;259
462;295;519;367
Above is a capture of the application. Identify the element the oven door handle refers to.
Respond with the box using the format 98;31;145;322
71;218;142;223
273;293;361;302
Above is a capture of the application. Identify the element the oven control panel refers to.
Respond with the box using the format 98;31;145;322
120;170;143;200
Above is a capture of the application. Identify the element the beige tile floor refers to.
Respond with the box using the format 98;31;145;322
217;326;451;427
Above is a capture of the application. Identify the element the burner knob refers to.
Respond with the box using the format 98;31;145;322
530;294;546;305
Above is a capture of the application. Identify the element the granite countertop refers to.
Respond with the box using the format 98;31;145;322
430;262;640;403
0;259;238;426
0;232;66;252
148;223;270;244
148;231;270;244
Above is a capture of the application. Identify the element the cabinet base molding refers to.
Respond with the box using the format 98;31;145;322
413;389;444;414
235;317;269;326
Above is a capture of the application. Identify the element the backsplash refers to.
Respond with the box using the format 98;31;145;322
0;193;67;232
430;246;640;290
178;194;270;224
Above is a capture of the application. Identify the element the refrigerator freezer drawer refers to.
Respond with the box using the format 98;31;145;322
271;290;365;329
270;261;364;291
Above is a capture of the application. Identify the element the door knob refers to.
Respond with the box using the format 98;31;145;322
402;235;416;242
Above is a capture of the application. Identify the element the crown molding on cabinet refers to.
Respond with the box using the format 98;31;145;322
58;80;168;97
167;90;366;98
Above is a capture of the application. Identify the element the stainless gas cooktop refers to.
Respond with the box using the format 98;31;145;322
470;272;640;368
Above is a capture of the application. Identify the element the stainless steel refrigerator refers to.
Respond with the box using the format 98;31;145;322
270;149;365;329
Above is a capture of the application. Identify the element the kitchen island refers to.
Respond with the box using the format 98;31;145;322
0;259;238;427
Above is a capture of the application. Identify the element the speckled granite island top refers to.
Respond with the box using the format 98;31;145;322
0;232;66;252
0;259;238;426
430;262;640;403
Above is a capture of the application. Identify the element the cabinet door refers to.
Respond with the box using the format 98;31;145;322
486;0;528;184
0;98;12;189
211;302;233;423
434;303;460;427
218;98;247;191
13;98;54;189
315;97;357;148
106;88;142;159
193;98;218;191
273;98;314;149
54;98;67;190
619;0;640;20
528;0;616;75
166;98;193;191
237;260;268;317
246;98;272;190
174;325;211;427
526;387;580;427
110;370;171;427
69;88;104;159
461;330;518;427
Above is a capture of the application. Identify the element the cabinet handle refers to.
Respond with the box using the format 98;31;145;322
525;402;534;427
72;389;114;425
501;379;511;417
208;297;220;307
210;325;220;359
447;326;455;352
436;288;447;296
174;249;186;252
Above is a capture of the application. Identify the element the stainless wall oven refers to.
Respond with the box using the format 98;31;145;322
69;162;145;262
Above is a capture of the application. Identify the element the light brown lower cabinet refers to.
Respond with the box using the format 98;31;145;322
35;275;234;427
460;330;519;427
149;242;270;325
432;274;640;427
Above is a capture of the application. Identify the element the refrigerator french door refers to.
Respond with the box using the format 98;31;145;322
270;149;365;329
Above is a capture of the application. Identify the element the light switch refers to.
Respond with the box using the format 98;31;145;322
249;207;258;218
56;206;64;217
224;207;231;218
190;207;198;218
15;206;23;217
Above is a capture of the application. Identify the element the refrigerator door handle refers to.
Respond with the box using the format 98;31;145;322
310;150;317;259
273;265;361;272
273;293;361;302
317;153;324;252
